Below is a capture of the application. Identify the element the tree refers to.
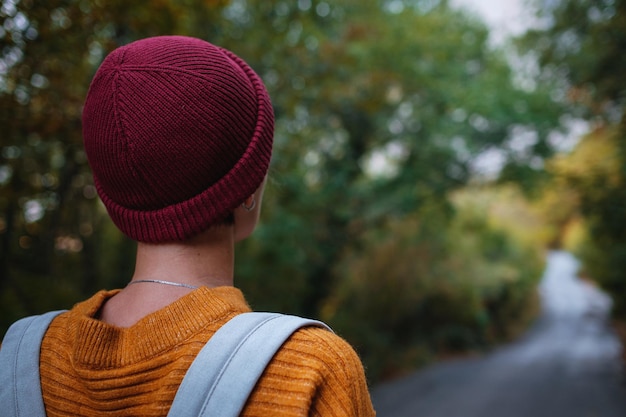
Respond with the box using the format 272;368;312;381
0;0;230;325
233;0;561;316
521;0;626;315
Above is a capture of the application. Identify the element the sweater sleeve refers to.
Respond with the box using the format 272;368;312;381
306;329;376;417
241;325;376;417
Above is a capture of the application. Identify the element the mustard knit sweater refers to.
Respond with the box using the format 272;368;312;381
38;286;376;416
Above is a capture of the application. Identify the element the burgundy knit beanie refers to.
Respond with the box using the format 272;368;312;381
82;36;274;242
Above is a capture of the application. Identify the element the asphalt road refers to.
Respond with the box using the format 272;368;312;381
371;251;626;417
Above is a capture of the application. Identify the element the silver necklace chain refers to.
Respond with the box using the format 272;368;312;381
127;279;199;290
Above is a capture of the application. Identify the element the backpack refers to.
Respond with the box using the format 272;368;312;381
0;310;330;417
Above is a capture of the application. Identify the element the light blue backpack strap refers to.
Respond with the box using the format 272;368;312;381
0;310;66;417
167;312;331;417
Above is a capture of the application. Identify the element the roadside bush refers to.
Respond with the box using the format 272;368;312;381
323;201;543;382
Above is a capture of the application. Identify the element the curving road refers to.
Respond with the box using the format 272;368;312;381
371;251;626;417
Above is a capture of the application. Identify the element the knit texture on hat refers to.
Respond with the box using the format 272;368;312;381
82;36;274;242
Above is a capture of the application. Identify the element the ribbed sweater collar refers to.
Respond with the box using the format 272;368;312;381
66;286;251;368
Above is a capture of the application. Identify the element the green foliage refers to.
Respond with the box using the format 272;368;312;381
231;0;558;317
523;0;626;113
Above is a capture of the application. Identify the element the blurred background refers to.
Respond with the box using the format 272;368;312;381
1;0;625;391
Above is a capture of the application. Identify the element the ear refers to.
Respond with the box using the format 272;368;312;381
242;195;256;211
233;178;267;242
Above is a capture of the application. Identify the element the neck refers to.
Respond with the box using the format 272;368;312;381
98;226;236;327
133;225;236;288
